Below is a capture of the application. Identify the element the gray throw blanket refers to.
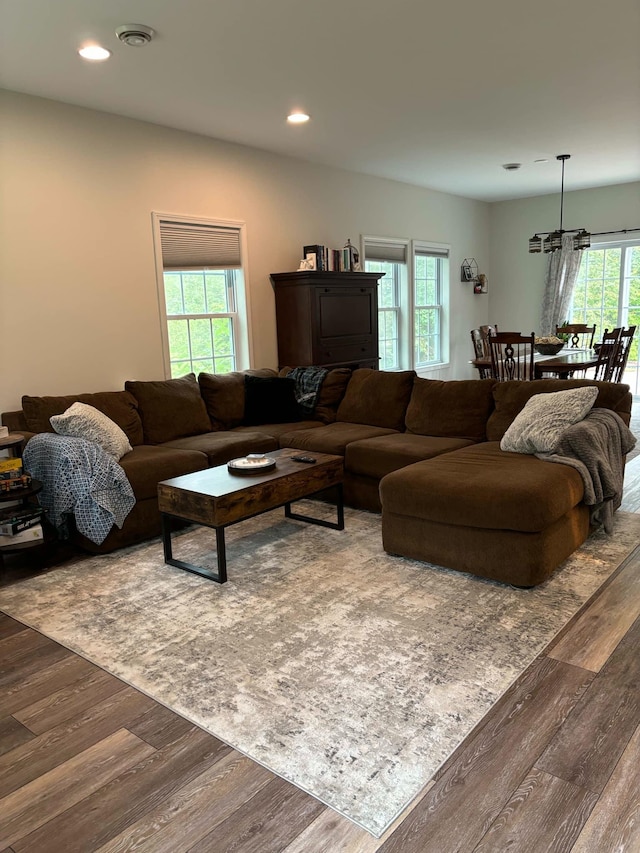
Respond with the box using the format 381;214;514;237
288;366;329;416
23;434;135;544
536;408;636;533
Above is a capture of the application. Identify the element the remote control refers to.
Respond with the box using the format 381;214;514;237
292;455;316;463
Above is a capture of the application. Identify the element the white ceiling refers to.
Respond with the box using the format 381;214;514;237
2;0;639;202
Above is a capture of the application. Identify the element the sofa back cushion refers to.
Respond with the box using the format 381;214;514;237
405;378;495;441
125;373;211;444
198;368;278;430
279;367;352;424
336;368;416;431
487;378;633;441
22;390;144;446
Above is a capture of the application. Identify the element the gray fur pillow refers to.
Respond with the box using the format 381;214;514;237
500;386;599;454
50;402;133;460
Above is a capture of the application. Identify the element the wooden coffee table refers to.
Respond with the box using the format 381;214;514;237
157;448;344;583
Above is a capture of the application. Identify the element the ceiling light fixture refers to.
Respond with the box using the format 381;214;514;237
78;44;111;61
528;155;590;254
287;112;310;124
502;163;521;171
115;24;155;46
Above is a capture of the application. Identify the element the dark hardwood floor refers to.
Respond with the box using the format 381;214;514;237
1;531;639;851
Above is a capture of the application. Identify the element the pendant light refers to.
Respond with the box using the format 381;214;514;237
528;155;591;253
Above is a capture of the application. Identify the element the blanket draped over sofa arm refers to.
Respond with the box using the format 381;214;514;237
536;408;636;533
23;434;135;545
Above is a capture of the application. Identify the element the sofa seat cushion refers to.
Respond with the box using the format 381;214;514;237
22;391;144;446
160;430;278;466
230;421;324;440
279;422;398;456
346;433;476;480
119;445;207;501
336;368;416;430
125;374;211;444
380;441;584;533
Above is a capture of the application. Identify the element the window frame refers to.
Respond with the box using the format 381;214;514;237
152;213;253;378
569;238;640;391
362;236;449;372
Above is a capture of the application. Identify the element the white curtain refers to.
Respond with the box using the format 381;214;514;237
539;234;582;335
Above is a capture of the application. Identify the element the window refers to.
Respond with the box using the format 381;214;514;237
152;215;250;378
364;237;448;371
414;249;444;368
569;241;640;390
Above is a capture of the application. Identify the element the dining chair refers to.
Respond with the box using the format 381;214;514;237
470;325;498;378
488;331;535;381
556;323;596;349
592;328;621;381
607;325;636;383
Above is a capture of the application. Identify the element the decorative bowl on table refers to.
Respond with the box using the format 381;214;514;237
534;336;565;355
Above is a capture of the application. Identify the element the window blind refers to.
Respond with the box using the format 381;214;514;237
364;241;408;263
415;246;449;259
159;220;242;270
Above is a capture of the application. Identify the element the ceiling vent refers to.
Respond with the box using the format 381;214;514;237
115;24;155;47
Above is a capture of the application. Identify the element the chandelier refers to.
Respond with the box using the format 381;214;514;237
528;155;591;253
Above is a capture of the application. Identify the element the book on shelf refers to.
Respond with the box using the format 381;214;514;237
0;505;44;536
0;457;22;475
0;473;32;492
0;522;44;547
303;245;348;273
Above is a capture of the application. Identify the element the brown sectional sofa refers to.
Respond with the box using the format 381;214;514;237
2;368;632;587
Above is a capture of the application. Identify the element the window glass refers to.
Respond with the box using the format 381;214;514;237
364;238;447;371
570;242;640;391
153;214;248;378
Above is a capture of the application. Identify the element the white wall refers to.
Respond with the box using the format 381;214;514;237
488;182;640;332
0;90;490;414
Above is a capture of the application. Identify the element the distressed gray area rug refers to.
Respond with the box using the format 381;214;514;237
1;506;639;837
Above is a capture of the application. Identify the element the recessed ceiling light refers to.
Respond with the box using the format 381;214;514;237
287;112;310;124
78;44;111;61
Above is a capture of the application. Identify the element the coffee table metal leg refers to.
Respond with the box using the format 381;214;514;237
285;484;345;530
161;514;228;584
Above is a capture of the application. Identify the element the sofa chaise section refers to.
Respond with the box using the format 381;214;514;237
380;377;633;586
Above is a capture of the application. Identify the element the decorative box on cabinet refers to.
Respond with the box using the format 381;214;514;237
270;270;384;370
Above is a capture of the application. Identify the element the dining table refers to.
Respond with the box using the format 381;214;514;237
471;347;599;379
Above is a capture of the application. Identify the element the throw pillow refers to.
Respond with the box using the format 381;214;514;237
243;376;303;426
500;386;599;454
125;373;211;444
198;368;278;430
50;402;133;460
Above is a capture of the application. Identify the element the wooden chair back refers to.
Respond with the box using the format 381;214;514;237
607;326;636;383
470;326;498;379
593;328;621;381
488;331;535;381
557;323;596;349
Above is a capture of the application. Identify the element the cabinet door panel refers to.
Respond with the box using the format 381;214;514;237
315;287;376;343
